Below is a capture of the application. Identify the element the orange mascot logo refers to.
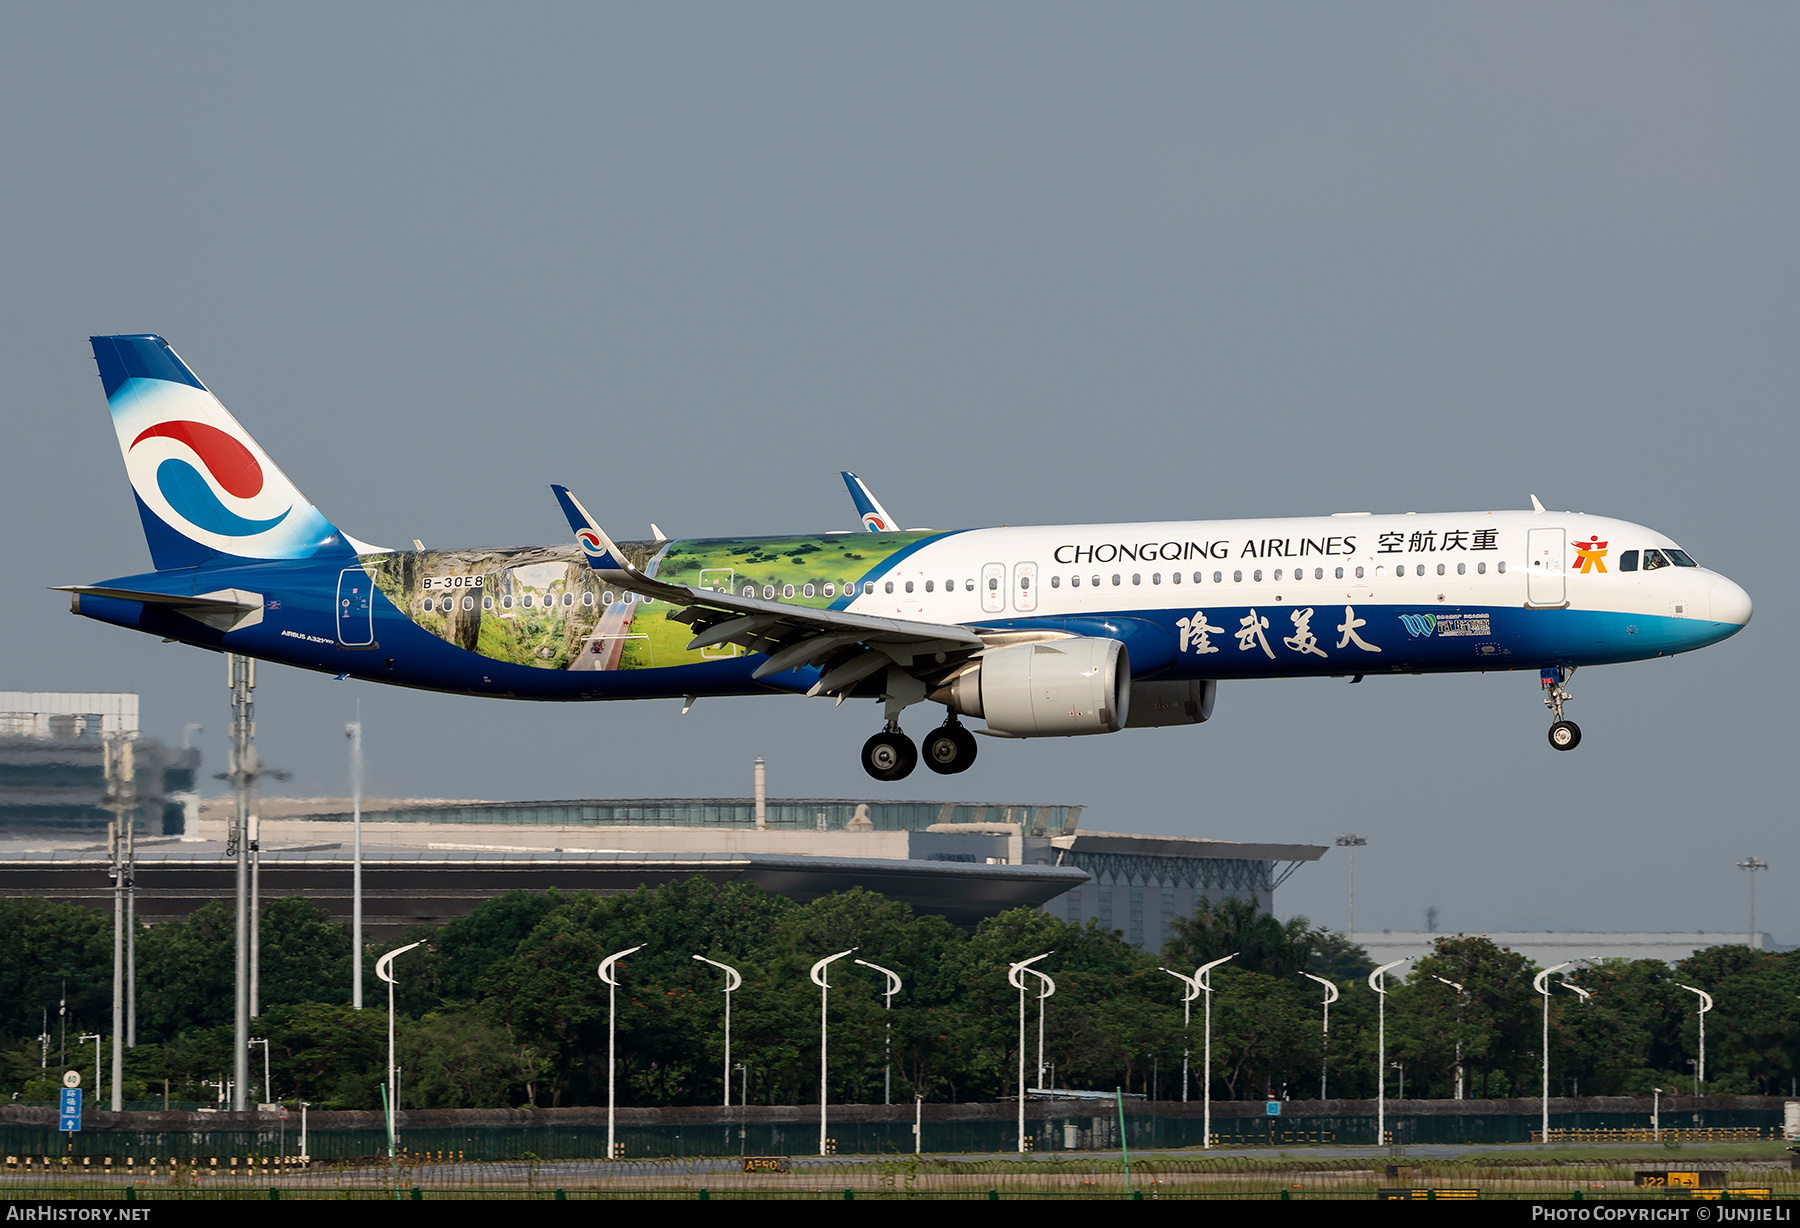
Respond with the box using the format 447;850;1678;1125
1572;536;1609;574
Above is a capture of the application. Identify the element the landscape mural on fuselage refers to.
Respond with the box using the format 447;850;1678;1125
65;335;1753;779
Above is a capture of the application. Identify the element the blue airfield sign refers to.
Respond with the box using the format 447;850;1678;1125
59;1086;81;1132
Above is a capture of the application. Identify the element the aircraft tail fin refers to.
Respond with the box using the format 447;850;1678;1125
841;470;899;533
89;335;366;570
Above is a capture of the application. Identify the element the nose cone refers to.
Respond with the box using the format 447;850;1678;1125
1711;577;1753;627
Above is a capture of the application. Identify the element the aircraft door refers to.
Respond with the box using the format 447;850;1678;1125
1527;528;1566;606
981;563;1006;613
337;568;375;645
1012;562;1038;612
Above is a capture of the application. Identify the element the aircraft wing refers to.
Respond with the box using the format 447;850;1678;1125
551;485;981;693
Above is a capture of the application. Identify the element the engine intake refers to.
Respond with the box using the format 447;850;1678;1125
931;637;1129;737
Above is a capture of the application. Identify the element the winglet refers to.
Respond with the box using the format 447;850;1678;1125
1529;494;1546;513
551;484;633;575
841;471;899;533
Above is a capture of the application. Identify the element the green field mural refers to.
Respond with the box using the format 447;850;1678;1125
359;531;940;673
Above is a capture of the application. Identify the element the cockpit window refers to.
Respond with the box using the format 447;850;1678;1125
1619;550;1639;572
1642;549;1669;571
1665;548;1697;567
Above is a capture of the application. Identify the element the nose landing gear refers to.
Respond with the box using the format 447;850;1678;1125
922;718;978;775
862;724;918;781
1542;666;1581;751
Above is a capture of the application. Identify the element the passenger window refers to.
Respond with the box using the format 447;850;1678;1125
1021;576;1031;590
1130;574;1139;585
1497;561;1507;574
1233;571;1243;583
1071;575;1080;587
1456;563;1465;576
1355;567;1365;579
1152;573;1161;584
1171;572;1181;584
503;595;514;609
743;586;755;597
1091;575;1100;587
483;595;494;610
886;581;896;594
1253;570;1262;582
582;592;593;606
866;582;877;595
422;598;434;612
824;583;836;597
1437;563;1445;576
903;581;913;593
1051;575;1060;588
924;580;933;593
522;595;534;608
1273;569;1282;581
463;596;474;611
1619;550;1639;572
1475;563;1484;576
763;585;776;599
1335;567;1344;579
603;592;615;604
784;584;797;598
1112;574;1121;586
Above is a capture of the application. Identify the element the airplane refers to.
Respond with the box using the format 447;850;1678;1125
64;335;1752;781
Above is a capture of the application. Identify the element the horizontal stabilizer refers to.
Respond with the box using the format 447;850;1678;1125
55;584;264;632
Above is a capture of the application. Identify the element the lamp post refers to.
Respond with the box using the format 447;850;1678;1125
1531;962;1573;1143
1739;857;1768;949
1368;960;1406;1147
1007;952;1052;1153
1432;975;1467;1100
1160;967;1201;1102
1335;834;1367;937
375;941;422;1158
1196;954;1236;1149
811;948;856;1156
347;712;364;1010
1652;1087;1662;1141
249;1036;270;1106
79;1033;101;1098
853;958;903;1104
692;955;742;1106
598;944;644;1160
1676;983;1714;1095
1300;972;1340;1099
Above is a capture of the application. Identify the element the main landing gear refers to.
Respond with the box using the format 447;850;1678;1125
862;714;979;781
1542;666;1581;751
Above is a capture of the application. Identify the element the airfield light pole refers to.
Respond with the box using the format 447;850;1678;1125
1532;962;1573;1142
1335;835;1367;937
79;1033;102;1099
1300;972;1340;1100
853;958;904;1104
598;945;644;1159
811;949;856;1156
1007;953;1053;1152
376;941;422;1156
1197;954;1236;1149
348;710;364;1009
692;955;743;1106
1433;975;1468;1100
1676;983;1714;1095
104;732;136;1112
1160;967;1201;1102
1024;966;1055;1093
1739;857;1769;948
1369;960;1406;1147
228;654;254;1112
249;1036;270;1105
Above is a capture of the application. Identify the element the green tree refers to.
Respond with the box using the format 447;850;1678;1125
1164;898;1316;976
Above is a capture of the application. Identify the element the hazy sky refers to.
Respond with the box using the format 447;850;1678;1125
3;5;1794;941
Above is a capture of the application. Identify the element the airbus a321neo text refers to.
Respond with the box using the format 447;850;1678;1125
64;335;1752;780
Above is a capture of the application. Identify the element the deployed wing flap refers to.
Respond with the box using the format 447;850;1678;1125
550;483;982;690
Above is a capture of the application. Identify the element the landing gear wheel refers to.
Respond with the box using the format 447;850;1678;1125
1548;720;1581;751
922;725;979;775
862;730;918;781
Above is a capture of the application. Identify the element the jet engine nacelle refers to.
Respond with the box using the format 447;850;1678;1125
931;637;1130;736
1125;679;1216;728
